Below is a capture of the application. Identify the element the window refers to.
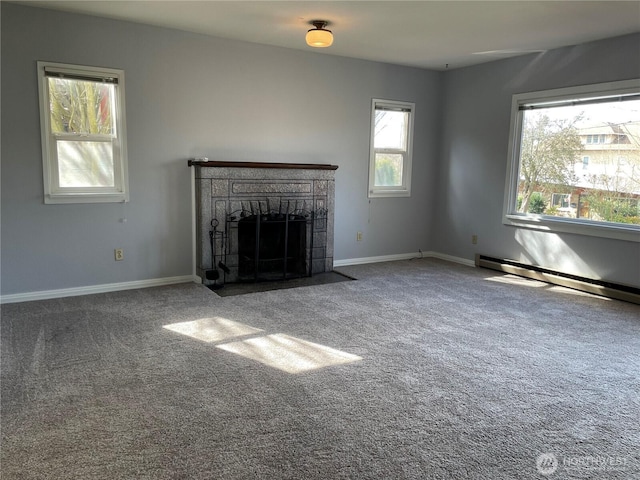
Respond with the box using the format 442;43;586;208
38;61;129;203
368;99;414;198
586;134;606;144
551;193;571;209
503;79;640;242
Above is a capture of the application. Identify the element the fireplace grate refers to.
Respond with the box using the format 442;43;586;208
237;212;310;281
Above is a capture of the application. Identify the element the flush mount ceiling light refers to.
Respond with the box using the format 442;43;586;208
306;20;333;48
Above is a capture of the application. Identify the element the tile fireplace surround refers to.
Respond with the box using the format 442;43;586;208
189;160;338;285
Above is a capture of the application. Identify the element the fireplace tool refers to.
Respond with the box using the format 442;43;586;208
206;219;224;290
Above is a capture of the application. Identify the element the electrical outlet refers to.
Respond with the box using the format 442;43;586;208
356;231;363;242
471;235;478;245
114;248;124;261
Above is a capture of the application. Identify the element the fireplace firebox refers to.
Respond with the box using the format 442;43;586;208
238;212;308;281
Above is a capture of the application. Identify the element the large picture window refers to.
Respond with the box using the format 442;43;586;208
38;61;129;204
504;79;640;241
368;99;414;198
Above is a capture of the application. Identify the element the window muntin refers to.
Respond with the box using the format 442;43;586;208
38;62;128;203
368;99;414;198
504;80;640;241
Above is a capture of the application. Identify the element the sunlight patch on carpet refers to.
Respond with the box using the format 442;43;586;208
485;274;548;288
163;317;263;343
216;333;362;373
485;274;612;300
547;285;610;299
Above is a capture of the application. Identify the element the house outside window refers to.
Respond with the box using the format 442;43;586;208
38;61;129;204
368;99;414;198
503;79;640;242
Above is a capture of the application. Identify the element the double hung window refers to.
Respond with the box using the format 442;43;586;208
38;61;129;203
368;99;414;198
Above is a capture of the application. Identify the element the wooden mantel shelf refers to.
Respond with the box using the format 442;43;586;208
188;160;338;170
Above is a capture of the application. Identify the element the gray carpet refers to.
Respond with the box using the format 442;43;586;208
1;258;638;479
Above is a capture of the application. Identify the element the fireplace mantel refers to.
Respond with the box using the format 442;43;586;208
189;160;337;286
188;160;338;171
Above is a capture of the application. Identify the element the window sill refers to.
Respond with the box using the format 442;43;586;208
368;189;411;199
45;192;128;204
504;213;640;243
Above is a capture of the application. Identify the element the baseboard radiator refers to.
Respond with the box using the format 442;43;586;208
475;254;640;305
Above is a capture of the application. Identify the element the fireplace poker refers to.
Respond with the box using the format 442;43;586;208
206;219;223;290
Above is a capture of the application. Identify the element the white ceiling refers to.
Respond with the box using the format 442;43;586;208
15;1;640;70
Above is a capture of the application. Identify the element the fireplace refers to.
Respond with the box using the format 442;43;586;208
189;161;338;286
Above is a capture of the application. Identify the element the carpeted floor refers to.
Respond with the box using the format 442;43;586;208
1;258;638;479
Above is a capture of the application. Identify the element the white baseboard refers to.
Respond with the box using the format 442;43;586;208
426;251;476;268
0;275;197;304
334;251;475;268
333;252;418;267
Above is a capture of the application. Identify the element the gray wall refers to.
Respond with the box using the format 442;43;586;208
1;3;440;296
435;33;640;286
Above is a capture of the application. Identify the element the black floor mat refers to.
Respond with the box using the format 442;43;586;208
209;271;355;297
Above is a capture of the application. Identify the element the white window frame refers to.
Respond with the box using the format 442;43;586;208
503;79;640;243
38;61;129;204
368;99;414;198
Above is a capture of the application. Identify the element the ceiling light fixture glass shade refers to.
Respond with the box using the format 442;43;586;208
306;21;333;48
